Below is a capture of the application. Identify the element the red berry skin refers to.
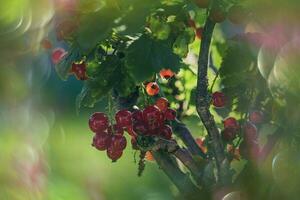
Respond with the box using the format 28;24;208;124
51;48;67;64
161;125;173;140
159;69;175;79
196;27;203;39
223;117;239;130
239;140;260;161
108;124;124;135
92;133;111;151
212;92;226;107
89;112;109;133
133;122;147;135
165;108;177;121
110;134;127;150
222;128;237;142
115;110;132;128
146;82;160;96
243;122;258;142
107;148;123;162
143;106;163;130
155;97;169;112
249;111;264;124
132;110;143;124
71;62;88;80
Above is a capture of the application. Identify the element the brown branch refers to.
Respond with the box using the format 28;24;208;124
196;18;229;184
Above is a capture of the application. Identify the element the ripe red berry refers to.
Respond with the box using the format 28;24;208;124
132;109;143;124
243;122;258;142
133;122;148;135
155;97;169;112
165;108;177;121
92;133;111;151
110;134;127;150
89;112;109;133
159;69;175;79
143;105;163;130
249;111;264;124
161;125;173;140
193;0;210;8
146;82;160;96
222;128;237;142
71;62;88;80
51;48;67;64
195;137;208;153
41;39;52;49
212;91;226;107
107;147;123;162
239;140;260;161
196;27;203;39
209;8;226;23
108;124;124;135
223;117;239;130
115;109;132;128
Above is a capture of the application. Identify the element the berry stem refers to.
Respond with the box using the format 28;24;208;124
195;16;230;185
138;151;146;177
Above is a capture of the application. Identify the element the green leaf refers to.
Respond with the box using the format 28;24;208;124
126;34;181;82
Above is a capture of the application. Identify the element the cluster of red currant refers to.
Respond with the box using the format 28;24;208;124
88;97;177;162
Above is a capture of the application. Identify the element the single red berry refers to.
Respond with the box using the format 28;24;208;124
146;82;160;96
187;18;196;29
41;39;52;49
51;48;67;64
132;109;143;124
243;122;258;142
223;117;239;130
89;112;109;133
133;122;148;135
108;124;124;135
115;109;132;128
107;148;123;162
249;111;264;124
239;140;260;161
222;128;237;142
196;27;203;40
159;69;175;79
161;125;173;140
110;134;127;150
209;8;226;23
155;97;169;112
92;133;111;151
212;91;226;107
195;137;208;153
143;106;163;130
165;108;177;120
193;0;210;8
71;62;88;80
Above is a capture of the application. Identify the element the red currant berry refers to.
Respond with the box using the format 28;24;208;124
132;109;143;124
92;133;111;151
133;122;148;135
249;111;264;124
212;91;226;108
159;69;175;79
193;0;210;8
41;39;52;49
110;134;127;150
108;124;124;135
222;128;237;142
239;140;260;161
115;109;132;128
243;122;258;142
146;82;160;96
196;27;203;40
165;108;177;121
209;8;226;23
143;105;163;130
89;112;109;133
161;125;173;140
107;148;123;162
51;48;67;64
71;62;88;80
155;97;169;112
223;117;239;130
